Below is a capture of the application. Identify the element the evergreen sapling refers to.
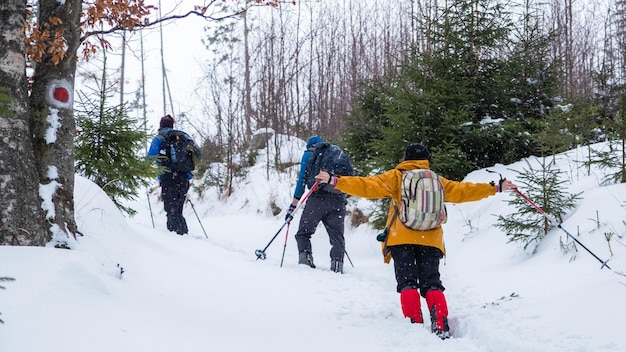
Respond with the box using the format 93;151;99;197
495;158;581;252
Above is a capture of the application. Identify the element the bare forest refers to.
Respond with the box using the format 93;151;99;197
1;0;625;247
197;0;622;165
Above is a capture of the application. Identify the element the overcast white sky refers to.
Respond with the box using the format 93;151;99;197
76;1;210;133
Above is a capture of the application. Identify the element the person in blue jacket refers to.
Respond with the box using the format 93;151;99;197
286;135;348;273
147;115;201;235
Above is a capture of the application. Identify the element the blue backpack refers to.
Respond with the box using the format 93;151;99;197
304;142;354;190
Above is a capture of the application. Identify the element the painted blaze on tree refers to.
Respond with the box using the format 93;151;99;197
47;79;73;108
53;87;69;103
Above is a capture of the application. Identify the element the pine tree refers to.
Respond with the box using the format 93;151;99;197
74;54;157;215
533;107;575;159
495;158;580;252
583;134;626;185
75;99;157;215
342;79;402;176
344;0;538;179
429;141;475;180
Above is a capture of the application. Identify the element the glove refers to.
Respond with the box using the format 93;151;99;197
285;204;297;222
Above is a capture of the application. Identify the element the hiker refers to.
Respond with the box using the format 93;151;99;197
315;142;517;339
286;136;352;273
147;115;201;235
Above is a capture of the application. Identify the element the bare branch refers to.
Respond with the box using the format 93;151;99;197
80;6;256;43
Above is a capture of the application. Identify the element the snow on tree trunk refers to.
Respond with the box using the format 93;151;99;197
28;0;82;247
0;0;48;245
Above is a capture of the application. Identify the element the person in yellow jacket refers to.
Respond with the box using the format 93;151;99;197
315;142;517;339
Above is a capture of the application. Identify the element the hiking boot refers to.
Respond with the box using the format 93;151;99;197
434;329;450;340
425;290;450;340
330;258;344;273
298;250;316;268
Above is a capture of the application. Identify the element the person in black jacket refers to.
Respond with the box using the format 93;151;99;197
286;136;348;273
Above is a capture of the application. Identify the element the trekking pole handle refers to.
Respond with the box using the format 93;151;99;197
486;169;503;181
486;169;507;192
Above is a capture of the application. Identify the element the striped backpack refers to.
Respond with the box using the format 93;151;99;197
397;169;447;231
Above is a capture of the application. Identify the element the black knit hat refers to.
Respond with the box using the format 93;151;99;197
160;114;175;129
404;143;430;161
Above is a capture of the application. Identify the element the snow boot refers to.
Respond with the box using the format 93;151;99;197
425;290;450;339
330;258;344;273
178;216;189;235
166;214;176;232
298;250;316;268
400;288;423;324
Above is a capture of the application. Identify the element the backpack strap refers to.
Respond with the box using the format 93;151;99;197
303;143;327;190
388;168;406;229
380;169;408;257
379;200;400;259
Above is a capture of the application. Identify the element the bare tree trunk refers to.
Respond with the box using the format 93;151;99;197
120;30;126;107
243;10;253;137
0;0;48;246
28;0;82;246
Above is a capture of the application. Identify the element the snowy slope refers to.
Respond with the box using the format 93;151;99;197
1;135;625;352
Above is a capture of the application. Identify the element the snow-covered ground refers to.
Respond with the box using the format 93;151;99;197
2;134;625;352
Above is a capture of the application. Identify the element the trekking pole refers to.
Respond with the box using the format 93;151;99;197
487;169;611;270
188;199;208;239
147;190;155;228
513;188;611;270
344;249;355;268
255;181;319;260
280;222;291;267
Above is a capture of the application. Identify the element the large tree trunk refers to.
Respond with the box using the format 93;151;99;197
28;0;82;246
0;0;48;245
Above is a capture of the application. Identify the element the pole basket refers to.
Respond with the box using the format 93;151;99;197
255;249;267;260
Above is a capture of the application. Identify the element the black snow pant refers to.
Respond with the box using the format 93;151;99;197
295;191;347;261
389;244;445;296
160;171;189;235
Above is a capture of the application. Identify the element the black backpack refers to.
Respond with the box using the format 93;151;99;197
304;142;354;190
161;130;196;173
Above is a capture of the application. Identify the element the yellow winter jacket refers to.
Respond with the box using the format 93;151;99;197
333;159;497;263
